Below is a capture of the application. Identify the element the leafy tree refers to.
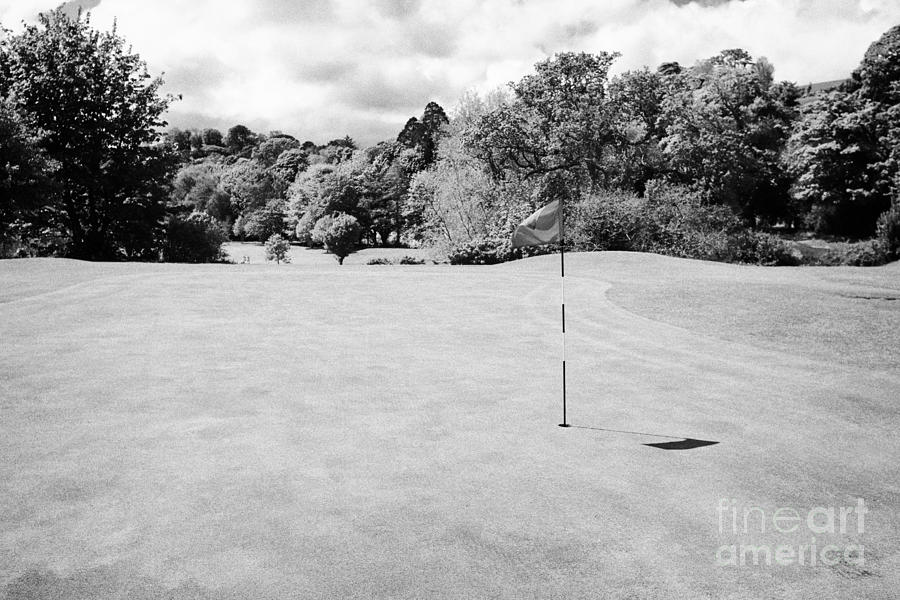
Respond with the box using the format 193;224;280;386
264;233;291;264
785;26;900;236
398;102;449;166
162;212;227;263
270;147;308;192
286;159;371;243
201;128;224;147
848;24;900;106
319;212;361;264
0;8;177;259
225;124;257;156
220;159;277;213
318;136;357;164
169;162;232;223
165;128;193;160
785;91;893;236
466;52;621;186
607;68;668;192
407;133;530;248
253;134;300;168
0;99;51;245
243;199;286;241
658;49;799;225
288;163;337;242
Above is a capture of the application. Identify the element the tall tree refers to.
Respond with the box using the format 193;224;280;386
0;9;176;259
658;49;799;225
785;25;900;236
0;99;50;235
466;52;621;187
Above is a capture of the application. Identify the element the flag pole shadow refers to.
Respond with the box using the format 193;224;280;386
566;425;719;450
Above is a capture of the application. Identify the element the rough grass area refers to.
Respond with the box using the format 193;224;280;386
1;253;898;599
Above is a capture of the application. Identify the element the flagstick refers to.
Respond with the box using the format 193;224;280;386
559;197;569;428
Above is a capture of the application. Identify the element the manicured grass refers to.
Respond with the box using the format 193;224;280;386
1;252;898;599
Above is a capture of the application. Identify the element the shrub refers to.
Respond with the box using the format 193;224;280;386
726;231;800;266
163;212;227;263
399;255;425;265
319;213;361;264
309;213;334;247
876;199;900;260
264;233;291;264
568;189;645;251
366;257;394;265
446;235;553;265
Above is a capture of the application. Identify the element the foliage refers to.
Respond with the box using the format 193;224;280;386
848;24;900;106
365;256;427;265
243;199;286;241
0;8;176;260
253;135;300;168
566;182;797;265
220;159;278;213
785;91;893;237
406;133;534;248
0;99;52;248
170;161;233;223
658;50;798;225
786;26;900;238
446;235;552;265
225;125;259;157
606;68;668;193
397;101;449;166
319;212;361;264
466;52;621;186
162;212;227;263
399;255;425;265
876;195;900;260
264;233;291;264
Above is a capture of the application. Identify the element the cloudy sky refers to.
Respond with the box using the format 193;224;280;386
1;0;898;145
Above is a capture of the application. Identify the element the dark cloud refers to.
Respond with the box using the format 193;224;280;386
58;0;102;19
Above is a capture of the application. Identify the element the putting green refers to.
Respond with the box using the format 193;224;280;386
1;251;898;599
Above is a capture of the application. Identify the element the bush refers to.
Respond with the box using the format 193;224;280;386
446;235;553;265
264;233;291;264
366;256;426;265
319;213;361;264
876;200;900;260
163;212;227;263
568;189;646;251
725;231;800;266
568;182;749;261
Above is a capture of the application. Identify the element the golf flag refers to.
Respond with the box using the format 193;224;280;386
511;200;560;248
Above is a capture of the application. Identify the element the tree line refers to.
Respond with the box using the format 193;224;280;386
2;8;898;264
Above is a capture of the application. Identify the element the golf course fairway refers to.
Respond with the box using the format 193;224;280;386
1;249;898;599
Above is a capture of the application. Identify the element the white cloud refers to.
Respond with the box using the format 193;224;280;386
2;0;899;145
